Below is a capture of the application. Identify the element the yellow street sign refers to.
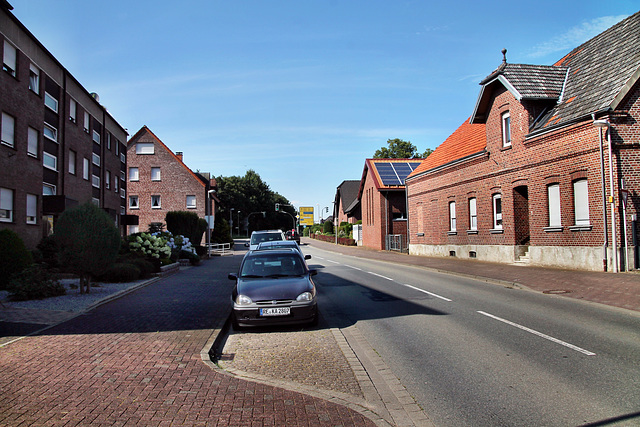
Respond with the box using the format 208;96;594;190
299;206;314;226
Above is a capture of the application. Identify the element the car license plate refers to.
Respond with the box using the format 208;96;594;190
260;307;291;316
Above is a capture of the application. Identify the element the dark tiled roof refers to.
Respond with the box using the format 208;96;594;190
335;180;360;213
481;63;569;100
534;11;640;132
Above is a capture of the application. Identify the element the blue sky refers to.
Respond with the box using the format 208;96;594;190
13;1;638;221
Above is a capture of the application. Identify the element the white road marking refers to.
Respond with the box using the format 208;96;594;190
344;265;363;271
403;284;452;302
477;311;596;356
326;259;340;264
368;272;394;281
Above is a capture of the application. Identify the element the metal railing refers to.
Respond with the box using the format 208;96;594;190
206;242;231;256
386;234;405;252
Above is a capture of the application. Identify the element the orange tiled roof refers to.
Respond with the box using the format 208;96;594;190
408;118;486;179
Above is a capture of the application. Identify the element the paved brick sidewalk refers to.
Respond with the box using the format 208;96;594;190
302;238;640;313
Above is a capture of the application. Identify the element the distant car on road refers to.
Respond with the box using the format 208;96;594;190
256;240;310;260
245;229;285;251
285;229;300;243
229;248;318;328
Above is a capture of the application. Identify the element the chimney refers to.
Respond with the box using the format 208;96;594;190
176;151;183;162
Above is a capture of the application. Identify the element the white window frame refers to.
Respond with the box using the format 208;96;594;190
83;158;90;180
151;167;161;181
107;132;111;150
26;194;37;224
0;187;14;222
92;153;100;166
27;127;38;157
128;167;139;181
92;174;100;188
83;111;90;133
120;153;126;163
42;183;56;196
135;142;154;155
69;150;76;175
92;130;101;144
44;92;58;113
449;201;456;232
129;195;139;209
469;197;477;231
69;99;77;123
492;194;503;229
114;175;119;192
105;170;111;190
3;40;16;76
186;195;196;209
547;184;561;227
29;63;39;94
43;123;57;142
1;112;15;147
151;195;161;209
501;111;511;147
43;152;57;171
573;179;590;226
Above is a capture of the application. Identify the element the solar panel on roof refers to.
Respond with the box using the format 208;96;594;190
374;163;402;186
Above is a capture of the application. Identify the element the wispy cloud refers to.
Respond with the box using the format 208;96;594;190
527;15;629;59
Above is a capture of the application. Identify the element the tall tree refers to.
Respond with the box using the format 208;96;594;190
373;138;432;159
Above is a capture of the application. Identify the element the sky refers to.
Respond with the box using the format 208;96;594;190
11;0;639;222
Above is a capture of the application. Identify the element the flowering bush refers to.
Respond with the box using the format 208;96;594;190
167;235;196;255
128;233;171;259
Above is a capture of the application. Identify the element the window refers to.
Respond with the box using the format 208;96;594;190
29;64;39;93
26;194;37;224
27;127;38;157
69;150;76;174
92;130;101;144
0;188;14;222
105;170;111;190
128;225;139;234
107;133;111;150
1;112;15;147
43;123;57;142
3;40;16;76
501;112;511;147
43;183;55;195
547;184;561;227
151;167;161;181
92;153;100;166
449;201;457;232
120;152;126;163
186;195;196;209
69;99;77;123
43;152;57;170
92;174;100;188
83;111;90;133
128;167;139;181
151;195;161;209
135;142;154;155
44;92;58;112
114;175;118;192
492;194;503;229
573;179;590;226
469;197;477;231
129;195;139;209
83;158;90;180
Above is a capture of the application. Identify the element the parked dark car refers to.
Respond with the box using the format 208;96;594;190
229;248;318;328
285;229;300;243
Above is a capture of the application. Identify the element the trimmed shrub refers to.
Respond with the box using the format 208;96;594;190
7;265;66;301
0;229;34;290
323;220;334;234
102;263;141;283
129;258;155;278
179;249;200;265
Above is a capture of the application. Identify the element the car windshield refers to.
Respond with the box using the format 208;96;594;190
240;253;305;277
250;232;283;245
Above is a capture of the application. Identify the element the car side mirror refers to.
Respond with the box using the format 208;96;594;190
309;269;318;276
228;273;238;281
304;255;311;260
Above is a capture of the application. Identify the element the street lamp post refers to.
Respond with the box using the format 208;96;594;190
206;189;216;256
237;211;241;237
229;208;234;238
594;119;618;273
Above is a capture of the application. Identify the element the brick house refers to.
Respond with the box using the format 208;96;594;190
334;180;361;225
1;1;128;249
406;12;640;272
358;158;422;251
126;126;216;241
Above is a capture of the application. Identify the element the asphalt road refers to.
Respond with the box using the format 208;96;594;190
305;244;640;426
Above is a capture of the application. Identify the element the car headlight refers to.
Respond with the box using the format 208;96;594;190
296;292;314;302
235;294;253;306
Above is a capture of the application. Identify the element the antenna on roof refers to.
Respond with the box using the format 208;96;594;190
501;48;507;64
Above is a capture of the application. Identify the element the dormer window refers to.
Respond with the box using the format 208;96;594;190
501;112;511;147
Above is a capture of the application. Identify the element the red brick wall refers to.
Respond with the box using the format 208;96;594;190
126;129;207;236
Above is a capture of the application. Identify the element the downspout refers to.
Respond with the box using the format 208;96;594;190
405;186;409;253
385;191;388;250
593;113;608;272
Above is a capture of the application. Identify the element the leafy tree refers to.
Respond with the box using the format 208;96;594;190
54;203;121;294
373;138;432;159
0;229;33;290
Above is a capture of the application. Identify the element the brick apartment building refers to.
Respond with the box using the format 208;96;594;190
406;12;640;272
358;158;421;251
126;126;216;240
1;1;128;249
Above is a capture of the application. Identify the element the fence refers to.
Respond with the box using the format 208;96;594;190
386;234;406;252
206;242;232;256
